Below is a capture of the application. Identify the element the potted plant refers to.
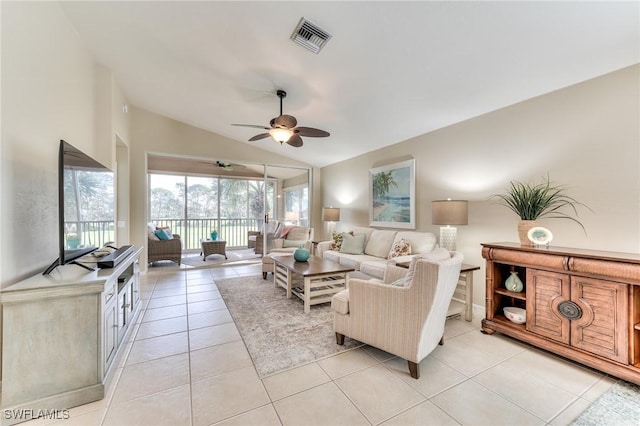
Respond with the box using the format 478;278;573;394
492;175;590;245
66;233;81;249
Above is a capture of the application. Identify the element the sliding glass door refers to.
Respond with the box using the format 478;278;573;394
261;165;311;254
149;173;269;250
147;158;311;256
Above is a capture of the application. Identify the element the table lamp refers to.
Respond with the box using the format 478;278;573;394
285;211;299;225
432;199;468;251
322;207;340;238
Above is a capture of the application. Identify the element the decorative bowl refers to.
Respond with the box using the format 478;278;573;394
293;247;310;262
503;307;526;324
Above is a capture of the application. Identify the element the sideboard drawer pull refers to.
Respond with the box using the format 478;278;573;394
558;301;582;320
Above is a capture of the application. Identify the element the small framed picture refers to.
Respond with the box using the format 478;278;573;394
527;226;553;246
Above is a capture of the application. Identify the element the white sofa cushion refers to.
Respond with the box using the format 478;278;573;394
394;231;436;254
338;254;379;271
364;230;397;258
282;239;307;248
349;226;375;247
323;250;341;263
359;259;389;279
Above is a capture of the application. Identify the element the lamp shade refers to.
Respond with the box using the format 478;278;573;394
432;200;468;225
322;207;340;222
285;211;299;221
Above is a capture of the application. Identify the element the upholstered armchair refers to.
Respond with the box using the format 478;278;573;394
260;226;314;279
332;249;463;379
249;220;281;256
148;234;182;265
270;226;314;252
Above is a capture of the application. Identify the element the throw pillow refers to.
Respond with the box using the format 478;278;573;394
148;223;160;240
156;226;174;239
287;227;309;241
340;233;366;255
279;226;294;239
330;231;345;251
154;229;170;241
388;239;412;259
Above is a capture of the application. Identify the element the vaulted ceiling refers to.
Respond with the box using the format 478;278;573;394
60;1;639;168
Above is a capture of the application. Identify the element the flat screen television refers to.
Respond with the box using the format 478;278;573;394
44;140;116;274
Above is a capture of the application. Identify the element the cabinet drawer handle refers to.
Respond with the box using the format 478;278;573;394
558;301;582;320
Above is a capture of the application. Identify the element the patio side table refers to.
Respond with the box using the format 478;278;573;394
201;239;227;260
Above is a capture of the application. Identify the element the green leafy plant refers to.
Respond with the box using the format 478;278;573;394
492;175;590;231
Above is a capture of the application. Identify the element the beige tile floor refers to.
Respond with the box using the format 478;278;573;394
26;263;614;426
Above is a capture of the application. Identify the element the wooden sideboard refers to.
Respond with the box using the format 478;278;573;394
481;242;640;385
0;247;142;425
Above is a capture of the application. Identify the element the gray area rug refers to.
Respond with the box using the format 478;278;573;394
572;380;640;426
215;275;362;377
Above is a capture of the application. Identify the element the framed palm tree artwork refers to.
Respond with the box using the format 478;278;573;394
369;159;416;229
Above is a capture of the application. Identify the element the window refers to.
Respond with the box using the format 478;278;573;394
148;173;276;249
284;184;308;226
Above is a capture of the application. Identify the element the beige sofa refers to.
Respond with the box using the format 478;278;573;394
316;226;437;279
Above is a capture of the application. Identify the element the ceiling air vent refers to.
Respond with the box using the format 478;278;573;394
290;17;332;54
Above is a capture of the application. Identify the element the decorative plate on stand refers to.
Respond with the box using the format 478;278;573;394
527;226;553;246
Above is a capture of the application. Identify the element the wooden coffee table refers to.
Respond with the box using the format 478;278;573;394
272;255;354;313
201;239;227;260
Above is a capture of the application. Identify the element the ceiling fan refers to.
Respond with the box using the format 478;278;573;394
198;160;246;171
214;160;245;170
232;90;330;147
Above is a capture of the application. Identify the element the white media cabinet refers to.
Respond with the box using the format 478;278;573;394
0;247;142;425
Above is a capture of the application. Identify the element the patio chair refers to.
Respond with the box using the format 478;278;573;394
148;224;182;265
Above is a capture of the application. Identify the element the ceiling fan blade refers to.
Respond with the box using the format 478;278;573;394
274;114;297;129
232;123;271;130
286;134;304;147
294;127;330;137
248;133;271;141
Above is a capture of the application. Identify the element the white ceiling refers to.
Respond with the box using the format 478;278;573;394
60;1;639;168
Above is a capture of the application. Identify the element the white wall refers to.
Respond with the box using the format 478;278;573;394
2;0;637;318
320;65;640;307
129;107;312;267
1;2;114;284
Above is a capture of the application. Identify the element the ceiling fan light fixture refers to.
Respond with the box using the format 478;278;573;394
269;128;293;144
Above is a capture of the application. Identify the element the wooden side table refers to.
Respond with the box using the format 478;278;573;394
201;239;227;260
310;240;321;255
396;261;479;322
452;264;480;322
